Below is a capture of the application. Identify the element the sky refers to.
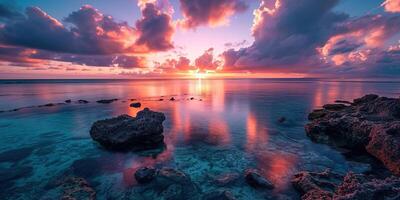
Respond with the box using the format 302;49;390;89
0;0;399;79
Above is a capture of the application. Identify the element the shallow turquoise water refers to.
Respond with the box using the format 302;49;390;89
0;79;399;199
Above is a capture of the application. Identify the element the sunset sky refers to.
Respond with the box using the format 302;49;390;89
0;0;399;79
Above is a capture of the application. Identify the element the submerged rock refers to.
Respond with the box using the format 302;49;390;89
203;190;236;200
244;169;274;189
213;172;240;186
292;170;400;200
130;102;141;108
60;176;96;200
135;167;156;184
154;168;200;199
65;99;72;103
90;108;166;150
96;99;118;104
305;94;400;175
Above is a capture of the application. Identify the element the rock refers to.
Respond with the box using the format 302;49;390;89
366;122;400;175
335;100;352;105
90;108;166;150
170;97;175;101
155;168;200;199
96;99;118;104
322;104;347;111
130;102;141;108
277;117;286;123
39;103;56;107
159;99;164;101
308;109;327;120
335;173;400;199
135;167;156;184
190;97;195;100
244;169;274;189
130;98;137;101
305;94;400;175
60;176;96;200
65;99;72;103
78;100;89;104
213;173;240;186
292;169;342;199
202;190;236;200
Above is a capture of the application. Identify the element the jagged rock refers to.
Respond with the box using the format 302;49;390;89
292;169;343;199
335;173;400;199
292;170;400;200
135;167;156;184
202;190;236;200
130;102;141;108
244;169;274;189
90;108;166;150
305;94;400;175
366;122;400;175
96;99;118;104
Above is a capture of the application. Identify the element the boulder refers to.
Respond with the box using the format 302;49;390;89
90;108;166;150
244;169;274;189
135;167;156;184
130;102;141;108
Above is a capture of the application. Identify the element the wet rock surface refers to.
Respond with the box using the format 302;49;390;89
203;190;236;200
90;108;166;150
135;167;156;183
244;169;274;189
305;94;400;175
292;170;400;200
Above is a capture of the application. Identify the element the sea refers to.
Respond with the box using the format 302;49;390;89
0;79;399;199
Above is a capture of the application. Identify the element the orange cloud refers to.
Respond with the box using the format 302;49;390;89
382;0;400;13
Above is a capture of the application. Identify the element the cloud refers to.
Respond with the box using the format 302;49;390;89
195;48;222;71
0;45;147;69
135;3;174;52
221;0;400;77
382;0;400;13
155;56;194;72
179;0;248;28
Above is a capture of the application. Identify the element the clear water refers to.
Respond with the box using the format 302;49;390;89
0;79;399;199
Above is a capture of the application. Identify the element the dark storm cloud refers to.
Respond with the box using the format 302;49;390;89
179;0;248;28
221;0;400;77
135;3;174;51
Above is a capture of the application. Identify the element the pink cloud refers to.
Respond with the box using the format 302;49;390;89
382;0;400;13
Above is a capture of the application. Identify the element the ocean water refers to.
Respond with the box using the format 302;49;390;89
0;79;399;199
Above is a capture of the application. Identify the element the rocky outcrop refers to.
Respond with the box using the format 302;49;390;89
305;94;400;175
366;122;400;176
292;170;400;200
90;108;166;150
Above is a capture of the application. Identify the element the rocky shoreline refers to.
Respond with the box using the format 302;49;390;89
296;94;400;199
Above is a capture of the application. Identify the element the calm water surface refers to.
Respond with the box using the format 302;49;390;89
0;79;399;199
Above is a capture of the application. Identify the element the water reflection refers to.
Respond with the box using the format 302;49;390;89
1;79;400;199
